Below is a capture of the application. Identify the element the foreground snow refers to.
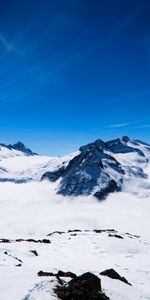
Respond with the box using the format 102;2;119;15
0;181;150;299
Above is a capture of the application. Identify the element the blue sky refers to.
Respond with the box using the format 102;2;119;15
0;0;150;155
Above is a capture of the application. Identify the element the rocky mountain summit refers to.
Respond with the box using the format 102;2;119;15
0;136;150;199
0;141;36;156
41;136;150;200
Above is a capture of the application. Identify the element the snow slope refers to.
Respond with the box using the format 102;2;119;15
41;137;150;199
0;144;79;182
0;182;150;300
0;138;150;299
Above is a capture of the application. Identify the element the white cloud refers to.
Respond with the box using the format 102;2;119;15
106;122;135;129
0;34;16;52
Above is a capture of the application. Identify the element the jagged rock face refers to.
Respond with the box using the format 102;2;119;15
10;142;37;156
107;136;144;156
54;272;110;300
41;136;149;200
56;147;122;199
42;137;134;200
0;141;36;156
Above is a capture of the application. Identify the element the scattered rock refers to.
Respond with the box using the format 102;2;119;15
100;269;131;285
0;239;10;243
108;234;124;239
16;264;22;267
47;231;65;236
38;271;54;277
38;270;77;279
57;270;77;278
15;239;24;242
54;272;110;300
94;229;116;234
26;238;51;243
26;239;38;243
68;229;82;233
42;239;51;244
0;238;51;244
4;251;23;264
29;250;38;256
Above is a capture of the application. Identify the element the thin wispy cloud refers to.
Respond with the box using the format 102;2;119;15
106;121;141;129
133;124;150;129
0;33;23;55
106;122;133;129
0;34;16;52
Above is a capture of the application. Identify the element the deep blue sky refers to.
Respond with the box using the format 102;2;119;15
0;0;150;155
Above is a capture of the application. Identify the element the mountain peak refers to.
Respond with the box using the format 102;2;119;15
120;136;130;143
11;141;37;156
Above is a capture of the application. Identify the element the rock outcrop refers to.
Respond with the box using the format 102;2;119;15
42;136;147;200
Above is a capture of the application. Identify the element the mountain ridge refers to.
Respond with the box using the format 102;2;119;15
41;136;150;199
0;136;150;200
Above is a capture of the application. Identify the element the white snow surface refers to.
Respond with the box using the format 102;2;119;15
0;142;150;299
0;145;79;181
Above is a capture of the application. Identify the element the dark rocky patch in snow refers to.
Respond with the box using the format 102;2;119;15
54;272;110;300
41;139;124;200
0;178;31;183
107;136;144;156
41;136;147;200
46;229;139;240
108;234;124;239
0;141;36;156
47;230;66;236
100;268;131;286
38;270;77;279
29;250;38;256
10;141;37;156
4;251;23;264
0;238;51;244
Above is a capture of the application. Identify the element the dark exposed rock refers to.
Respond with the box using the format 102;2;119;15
41;142;122;200
100;269;131;286
16;264;22;267
108;234;124;239
10;141;37;156
4;251;23;263
41;136;147;200
41;167;66;182
38;270;77;279
68;229;82;233
47;231;65;236
107;136;144;156
38;271;51;277
94;229;116;234
0;239;10;243
0;178;30;183
0;239;51;244
54;272;110;300
57;270;77;278
42;239;51;244
29;250;38;256
94;179;120;200
26;239;38;243
0;141;37;156
38;271;55;276
0;238;51;244
26;238;51;243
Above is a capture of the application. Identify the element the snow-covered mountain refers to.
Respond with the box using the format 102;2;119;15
1;136;150;199
0;137;150;300
41;136;150;199
0;141;78;183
